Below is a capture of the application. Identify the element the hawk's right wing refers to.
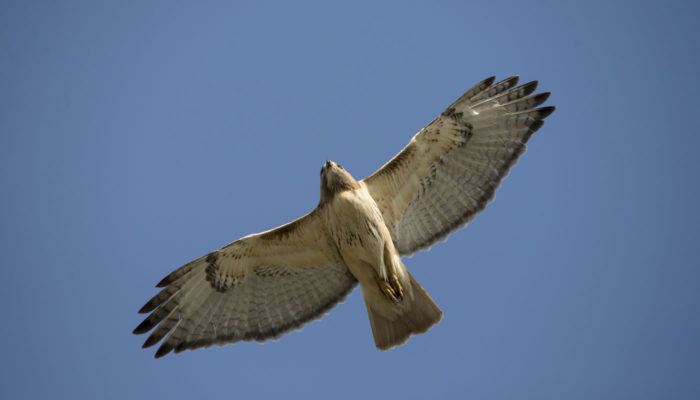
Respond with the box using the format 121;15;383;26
363;76;554;255
133;209;357;358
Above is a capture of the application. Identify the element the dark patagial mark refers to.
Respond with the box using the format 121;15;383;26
259;215;306;241
369;142;416;180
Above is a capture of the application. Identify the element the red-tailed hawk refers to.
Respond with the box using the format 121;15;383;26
134;76;555;357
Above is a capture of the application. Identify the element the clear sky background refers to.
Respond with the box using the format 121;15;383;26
2;1;699;399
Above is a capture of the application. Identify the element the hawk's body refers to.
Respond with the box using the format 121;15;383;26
134;76;555;357
321;165;442;348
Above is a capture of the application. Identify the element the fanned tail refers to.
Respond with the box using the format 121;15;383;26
366;272;442;350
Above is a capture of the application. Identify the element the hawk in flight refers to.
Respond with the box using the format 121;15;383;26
134;76;555;357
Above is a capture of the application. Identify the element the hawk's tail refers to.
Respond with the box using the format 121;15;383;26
366;272;443;350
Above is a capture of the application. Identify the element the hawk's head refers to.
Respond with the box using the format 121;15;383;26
320;160;361;203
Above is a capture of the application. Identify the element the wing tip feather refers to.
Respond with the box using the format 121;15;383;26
533;91;551;105
538;106;556;119
154;343;173;358
142;333;161;348
156;274;175;288
138;301;156;314
500;75;520;86
528;120;545;135
133;318;155;335
519;80;539;97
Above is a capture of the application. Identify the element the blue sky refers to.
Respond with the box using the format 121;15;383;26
2;1;699;399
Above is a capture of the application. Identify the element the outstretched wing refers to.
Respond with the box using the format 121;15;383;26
363;76;554;255
133;209;357;358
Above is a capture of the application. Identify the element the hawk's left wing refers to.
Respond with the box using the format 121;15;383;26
133;209;357;357
363;76;554;256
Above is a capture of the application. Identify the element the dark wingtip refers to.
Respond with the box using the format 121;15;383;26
502;75;520;87
538;106;556;119
156;275;173;288
138;302;154;314
461;76;497;102
142;333;161;348
154;343;173;358
528;120;545;133
519;80;539;97
133;318;155;335
533;92;551;105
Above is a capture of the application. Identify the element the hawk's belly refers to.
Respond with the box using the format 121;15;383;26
323;187;413;317
323;188;390;281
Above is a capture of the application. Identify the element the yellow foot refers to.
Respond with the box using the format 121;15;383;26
376;274;404;303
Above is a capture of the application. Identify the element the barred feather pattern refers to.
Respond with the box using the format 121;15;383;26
362;76;555;255
134;210;357;358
